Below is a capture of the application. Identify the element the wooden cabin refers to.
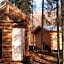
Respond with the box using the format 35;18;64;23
32;26;62;52
0;0;30;64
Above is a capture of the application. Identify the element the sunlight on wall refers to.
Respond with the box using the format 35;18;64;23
51;32;62;50
12;28;25;61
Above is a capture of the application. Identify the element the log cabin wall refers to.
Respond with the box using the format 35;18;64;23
0;16;12;63
33;28;51;51
0;1;30;64
32;26;62;53
2;21;12;63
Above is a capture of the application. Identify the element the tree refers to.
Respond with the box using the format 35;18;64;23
45;0;62;64
9;0;32;15
61;0;64;63
45;0;57;11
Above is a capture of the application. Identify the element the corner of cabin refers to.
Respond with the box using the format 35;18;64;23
0;0;30;64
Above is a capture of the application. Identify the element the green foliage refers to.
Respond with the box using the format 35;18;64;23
9;0;32;15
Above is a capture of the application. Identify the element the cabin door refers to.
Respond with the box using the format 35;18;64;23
12;28;25;61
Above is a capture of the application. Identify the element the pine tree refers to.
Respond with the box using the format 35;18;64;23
9;0;32;15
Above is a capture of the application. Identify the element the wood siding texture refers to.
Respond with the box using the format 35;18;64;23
0;17;28;64
0;1;30;63
0;21;12;63
35;29;51;50
34;29;62;51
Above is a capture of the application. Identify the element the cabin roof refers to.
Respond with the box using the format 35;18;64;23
43;26;61;31
0;0;30;25
32;26;61;34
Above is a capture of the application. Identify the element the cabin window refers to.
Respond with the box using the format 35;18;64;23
12;28;25;61
0;30;2;58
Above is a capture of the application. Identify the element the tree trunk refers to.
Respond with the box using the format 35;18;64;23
61;0;64;63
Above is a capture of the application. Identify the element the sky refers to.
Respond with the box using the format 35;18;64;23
0;0;3;2
33;0;61;12
33;0;42;12
0;0;61;12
